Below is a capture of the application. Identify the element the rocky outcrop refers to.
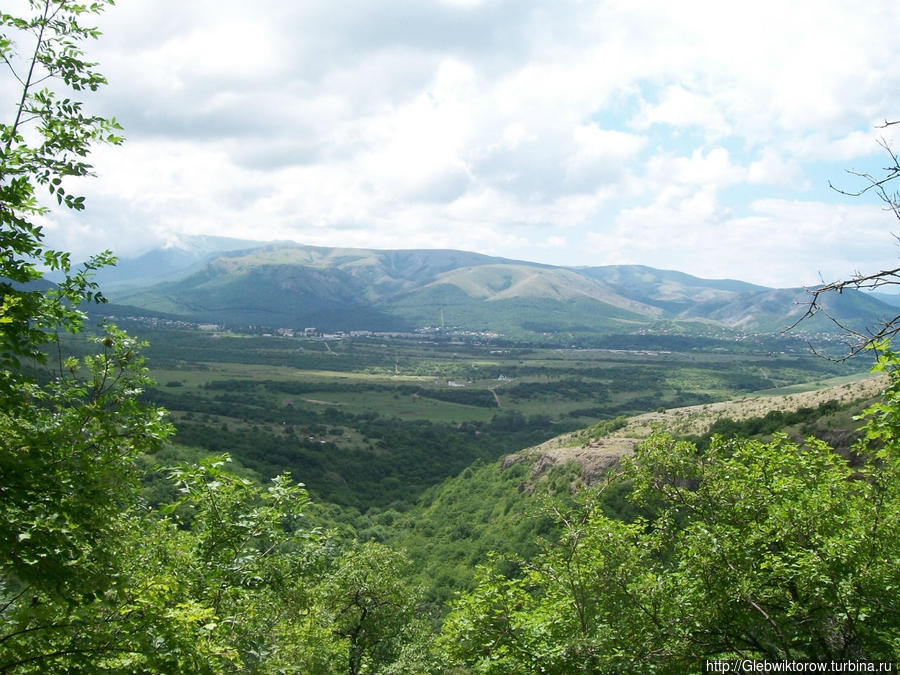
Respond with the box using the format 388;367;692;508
501;374;887;491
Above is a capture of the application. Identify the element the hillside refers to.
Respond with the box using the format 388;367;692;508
106;238;896;340
384;372;887;604
512;372;887;486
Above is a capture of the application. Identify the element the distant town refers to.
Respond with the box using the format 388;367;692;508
103;312;853;357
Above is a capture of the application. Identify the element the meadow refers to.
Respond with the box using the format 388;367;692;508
128;324;866;512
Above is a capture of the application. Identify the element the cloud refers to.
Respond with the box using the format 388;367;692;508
11;0;900;290
633;85;731;138
565;126;647;186
586;193;896;288
787;129;895;163
642;147;744;189
747;149;805;187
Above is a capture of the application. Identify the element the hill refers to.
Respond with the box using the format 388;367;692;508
104;239;896;341
382;372;887;604
511;371;887;485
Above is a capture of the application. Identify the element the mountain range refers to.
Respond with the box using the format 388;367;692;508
97;235;894;339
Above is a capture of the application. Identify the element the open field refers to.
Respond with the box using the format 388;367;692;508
125;324;872;510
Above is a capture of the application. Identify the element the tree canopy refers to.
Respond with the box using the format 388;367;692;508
440;371;900;670
1;0;122;379
2;2;899;673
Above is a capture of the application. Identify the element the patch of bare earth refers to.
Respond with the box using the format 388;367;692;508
300;397;345;406
501;374;888;488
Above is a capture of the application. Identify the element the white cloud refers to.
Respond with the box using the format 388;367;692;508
747;149;805;187
787;129;894;163
634;85;731;138
586;193;896;287
641;147;744;192
9;0;900;288
568;126;646;166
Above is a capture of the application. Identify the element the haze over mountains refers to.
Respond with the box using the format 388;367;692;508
98;235;895;339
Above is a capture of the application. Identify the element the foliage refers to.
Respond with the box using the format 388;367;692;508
0;5;433;672
0;326;171;599
441;357;900;671
687;398;845;449
0;3;150;669
318;541;437;674
0;329;172;672
4;453;331;673
381;458;573;610
1;0;123;377
145;457;329;671
3;419;427;673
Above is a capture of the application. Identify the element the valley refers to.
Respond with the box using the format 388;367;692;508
109;305;880;613
16;254;898;670
6;2;900;665
69;237;893;651
126;323;868;512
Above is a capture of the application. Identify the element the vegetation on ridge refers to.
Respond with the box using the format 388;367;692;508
2;2;899;672
108;242;897;340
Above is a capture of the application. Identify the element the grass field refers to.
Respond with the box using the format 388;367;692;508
122;324;871;510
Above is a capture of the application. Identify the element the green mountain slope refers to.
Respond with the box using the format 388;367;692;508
382;373;886;605
679;286;896;333
73;234;271;291
579;264;766;312
115;260;406;330
107;240;897;338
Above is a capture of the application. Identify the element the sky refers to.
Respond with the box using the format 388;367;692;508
10;0;900;288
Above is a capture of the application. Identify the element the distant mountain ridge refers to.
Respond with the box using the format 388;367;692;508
80;235;274;291
103;236;895;338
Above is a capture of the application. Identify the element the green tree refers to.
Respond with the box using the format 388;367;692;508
0;0;132;583
122;458;332;673
438;507;654;673
1;0;122;379
1;451;339;673
321;541;434;674
0;4;434;672
0;3;168;670
0;327;175;672
441;359;900;671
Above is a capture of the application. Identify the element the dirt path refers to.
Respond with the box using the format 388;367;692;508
300;397;345;406
488;386;503;409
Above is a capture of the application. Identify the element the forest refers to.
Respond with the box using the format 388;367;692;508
2;2;899;673
124;326;858;511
